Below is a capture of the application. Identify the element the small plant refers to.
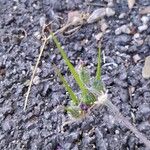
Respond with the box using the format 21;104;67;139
51;33;104;118
51;33;150;149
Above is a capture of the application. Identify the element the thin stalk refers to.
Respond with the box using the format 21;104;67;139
24;39;47;111
96;48;101;81
105;99;150;149
97;94;150;149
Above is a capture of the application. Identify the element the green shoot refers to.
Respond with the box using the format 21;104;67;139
51;35;150;149
54;65;79;105
81;92;96;105
96;47;101;80
51;32;88;96
78;66;90;85
65;106;81;118
92;47;104;92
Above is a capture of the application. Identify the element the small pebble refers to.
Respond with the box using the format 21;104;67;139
115;28;122;35
133;33;140;39
142;56;150;79
107;1;114;7
39;16;46;27
115;25;131;35
105;7;115;17
119;13;126;19
135;39;144;46
33;76;40;85
141;16;149;24
95;32;103;41
115;130;120;134
133;54;141;63
34;31;41;40
138;24;148;32
100;19;108;32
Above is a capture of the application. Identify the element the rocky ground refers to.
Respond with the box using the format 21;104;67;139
0;0;150;150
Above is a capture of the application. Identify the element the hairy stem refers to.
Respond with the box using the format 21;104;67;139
97;95;150;148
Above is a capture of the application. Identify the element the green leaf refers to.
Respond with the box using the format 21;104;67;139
92;79;104;93
79;67;90;85
65;106;81;118
51;32;88;95
54;66;79;105
81;92;96;105
96;47;101;80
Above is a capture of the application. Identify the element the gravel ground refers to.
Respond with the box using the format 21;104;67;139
0;0;150;150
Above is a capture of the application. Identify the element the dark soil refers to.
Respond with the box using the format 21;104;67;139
0;0;150;150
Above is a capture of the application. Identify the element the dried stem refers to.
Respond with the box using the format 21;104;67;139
97;94;150;149
24;38;47;111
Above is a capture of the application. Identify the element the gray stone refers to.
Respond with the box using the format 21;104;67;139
138;24;148;32
115;35;131;46
115;25;131;35
44;111;51;119
2;120;12;131
141;16;149;24
39;16;46;27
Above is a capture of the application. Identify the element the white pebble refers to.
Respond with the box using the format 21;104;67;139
33;76;40;85
119;13;126;19
95;32;103;40
115;27;122;35
100;19;108;32
141;16;149;24
133;33;140;39
133;54;141;63
107;0;114;7
106;7;115;17
34;31;41;40
121;25;131;34
138;24;148;32
39;16;46;27
115;25;131;35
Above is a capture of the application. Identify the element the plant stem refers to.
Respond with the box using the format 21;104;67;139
24;38;47;111
98;95;150;149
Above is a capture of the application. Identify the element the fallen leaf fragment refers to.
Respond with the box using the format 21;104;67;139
127;0;135;9
55;11;87;35
142;56;150;79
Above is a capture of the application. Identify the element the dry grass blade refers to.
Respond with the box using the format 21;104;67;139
104;98;150;149
24;38;47;111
